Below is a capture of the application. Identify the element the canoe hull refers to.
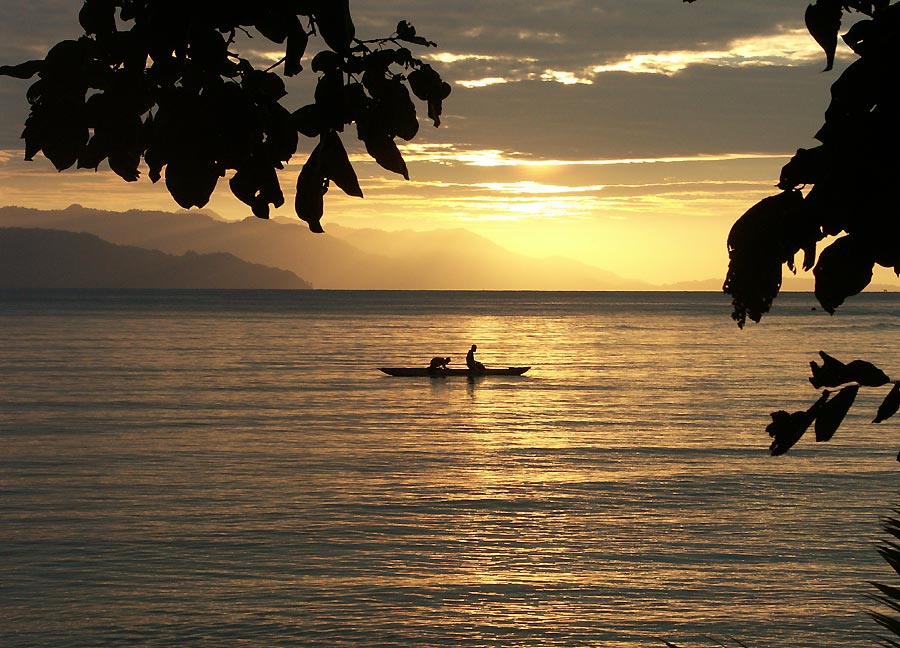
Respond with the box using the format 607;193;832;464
379;366;530;377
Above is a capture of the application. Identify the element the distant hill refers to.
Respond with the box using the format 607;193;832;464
0;205;641;289
0;228;311;289
323;223;644;289
2;205;897;292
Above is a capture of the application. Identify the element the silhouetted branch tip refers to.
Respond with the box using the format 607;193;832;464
0;1;450;232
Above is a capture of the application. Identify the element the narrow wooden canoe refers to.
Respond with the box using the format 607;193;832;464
379;366;530;377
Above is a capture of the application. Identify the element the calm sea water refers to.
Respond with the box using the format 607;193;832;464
3;290;900;647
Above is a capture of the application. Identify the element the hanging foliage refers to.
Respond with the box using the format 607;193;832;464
0;2;451;233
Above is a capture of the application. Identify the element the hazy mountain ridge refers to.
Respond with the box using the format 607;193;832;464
2;205;897;291
0;227;310;289
0;205;643;289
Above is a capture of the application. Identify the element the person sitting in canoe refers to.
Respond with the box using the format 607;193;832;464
466;344;485;372
429;356;451;371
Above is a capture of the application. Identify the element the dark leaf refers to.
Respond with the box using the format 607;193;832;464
165;156;219;209
813;235;875;313
285;30;309;77
314;1;355;54
842;19;877;56
143;113;165;183
259;165;284;210
251;201;270;219
311;50;342;73
805;0;842;71
357;99;403;178
0;60;43;80
810;350;854;388
322;130;363;198
77;134;109;170
231;161;284;219
105;114;144;181
292;104;323;138
361;51;396;99
870;581;900;605
723;191;805;327
37;105;90;171
394;47;413;68
810;351;890;387
255;9;301;45
862;215;900;270
396;21;416;40
778;146;829;190
108;147;142;182
407;67;437;100
244;70;287;101
874;383;900;423
39;39;92;91
426;88;451;128
408;65;452;126
146;152;164;183
342;82;369;125
846;359;891;387
22;114;41;161
79;0;117;36
229;166;257;207
802;181;848;237
314;70;346;130
395;20;436;47
295;144;327;232
384;79;418;141
767;404;820;456
97;31;148;73
26;80;44;106
263;102;298;161
814;385;858;442
188;28;228;67
827;58;879;121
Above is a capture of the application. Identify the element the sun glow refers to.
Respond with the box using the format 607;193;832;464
456;77;510;88
383;146;790;169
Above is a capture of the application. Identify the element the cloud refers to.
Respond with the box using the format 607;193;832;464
383;144;790;168
457;77;510;88
449;27;831;87
471;181;606;194
430;52;505;64
540;70;592;85
590;28;827;76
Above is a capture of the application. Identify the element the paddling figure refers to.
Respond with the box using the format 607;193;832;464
429;356;451;371
466;344;485;373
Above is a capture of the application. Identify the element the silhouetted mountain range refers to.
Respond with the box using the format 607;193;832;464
3;205;892;291
0;205;643;289
0;227;310;289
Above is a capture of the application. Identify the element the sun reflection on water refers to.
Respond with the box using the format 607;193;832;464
2;291;898;646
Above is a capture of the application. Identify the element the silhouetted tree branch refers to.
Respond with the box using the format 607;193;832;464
685;2;900;454
0;1;451;233
766;351;898;456
680;5;900;645
869;510;900;644
692;0;898;328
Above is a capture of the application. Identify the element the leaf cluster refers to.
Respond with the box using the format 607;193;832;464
765;351;899;456
869;511;900;646
0;0;451;232
716;1;900;327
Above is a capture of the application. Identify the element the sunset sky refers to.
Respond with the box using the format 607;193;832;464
0;1;863;284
